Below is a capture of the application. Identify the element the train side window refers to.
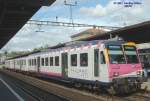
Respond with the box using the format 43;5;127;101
55;56;59;66
100;51;106;64
71;54;77;66
32;59;34;66
41;58;44;66
24;60;26;65
29;59;31;66
30;60;31;66
80;53;88;67
25;60;27;65
45;57;49;66
20;60;21;65
34;59;36;66
50;57;53;66
30;59;32;66
28;60;29;66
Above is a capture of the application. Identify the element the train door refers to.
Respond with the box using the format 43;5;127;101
37;57;40;72
94;49;99;77
61;53;68;78
20;60;22;71
99;49;108;82
13;60;15;69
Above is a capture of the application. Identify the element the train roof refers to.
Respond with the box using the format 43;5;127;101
6;38;125;60
6;50;40;60
37;38;125;55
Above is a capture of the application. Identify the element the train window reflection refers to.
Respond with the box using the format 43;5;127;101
108;45;125;64
55;56;59;66
124;46;139;63
80;53;88;67
45;57;49;66
50;57;53;66
100;51;106;64
41;58;44;66
34;59;36;66
71;54;77;66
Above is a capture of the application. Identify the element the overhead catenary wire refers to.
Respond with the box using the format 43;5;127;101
27;20;120;30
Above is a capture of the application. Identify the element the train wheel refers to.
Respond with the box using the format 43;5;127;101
93;81;100;91
136;84;141;91
107;86;116;95
74;82;82;88
124;85;130;94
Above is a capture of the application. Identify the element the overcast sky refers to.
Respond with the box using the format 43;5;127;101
1;0;150;52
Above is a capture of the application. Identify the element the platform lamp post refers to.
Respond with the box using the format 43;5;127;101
64;0;77;24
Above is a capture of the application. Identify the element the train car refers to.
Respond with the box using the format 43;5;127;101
5;40;143;94
5;59;15;70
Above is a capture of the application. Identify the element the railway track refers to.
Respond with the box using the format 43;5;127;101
0;71;69;101
37;76;150;101
119;93;150;101
1;69;150;101
38;76;150;101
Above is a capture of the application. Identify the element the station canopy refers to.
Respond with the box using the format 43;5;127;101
0;0;55;49
72;21;150;44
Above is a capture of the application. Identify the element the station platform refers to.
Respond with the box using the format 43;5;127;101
0;79;20;101
0;74;37;101
0;72;66;101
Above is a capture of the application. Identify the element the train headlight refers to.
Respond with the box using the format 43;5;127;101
136;71;141;75
113;72;119;77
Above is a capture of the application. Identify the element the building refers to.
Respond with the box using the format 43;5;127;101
71;28;110;41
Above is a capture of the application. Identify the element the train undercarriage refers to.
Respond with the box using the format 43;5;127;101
107;77;143;94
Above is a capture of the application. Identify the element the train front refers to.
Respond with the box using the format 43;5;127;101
107;42;143;94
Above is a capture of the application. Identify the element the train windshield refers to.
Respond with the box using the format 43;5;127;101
123;46;139;63
108;45;126;64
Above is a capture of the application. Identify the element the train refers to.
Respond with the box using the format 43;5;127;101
5;39;144;94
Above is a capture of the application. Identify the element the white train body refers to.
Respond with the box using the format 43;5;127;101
5;40;143;92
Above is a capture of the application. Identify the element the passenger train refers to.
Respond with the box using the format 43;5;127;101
5;39;144;94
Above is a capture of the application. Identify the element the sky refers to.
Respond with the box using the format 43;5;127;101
1;0;150;52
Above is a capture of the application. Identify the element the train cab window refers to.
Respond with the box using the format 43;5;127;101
80;53;88;67
55;56;59;66
124;46;139;64
50;57;53;66
100;51;106;64
71;54;77;66
45;57;49;66
41;58;44;66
